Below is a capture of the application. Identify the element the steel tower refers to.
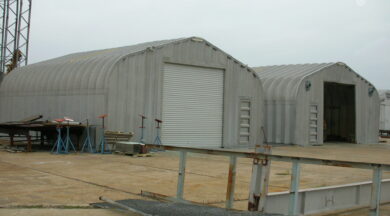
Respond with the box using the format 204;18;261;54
0;0;31;74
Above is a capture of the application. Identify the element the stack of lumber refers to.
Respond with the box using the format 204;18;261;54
105;131;134;146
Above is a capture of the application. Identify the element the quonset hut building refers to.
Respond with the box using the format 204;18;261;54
254;62;379;146
0;37;264;148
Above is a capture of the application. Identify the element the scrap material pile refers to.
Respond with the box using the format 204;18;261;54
0;115;137;154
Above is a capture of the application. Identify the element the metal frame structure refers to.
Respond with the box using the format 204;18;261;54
0;120;85;152
265;179;390;215
0;0;31;74
144;144;390;216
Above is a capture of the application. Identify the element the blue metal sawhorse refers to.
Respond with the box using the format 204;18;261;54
63;121;76;153
98;114;110;154
51;120;66;154
81;119;95;153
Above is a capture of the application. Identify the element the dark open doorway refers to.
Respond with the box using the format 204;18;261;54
324;82;356;143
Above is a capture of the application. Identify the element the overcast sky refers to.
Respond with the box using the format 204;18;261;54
29;0;389;89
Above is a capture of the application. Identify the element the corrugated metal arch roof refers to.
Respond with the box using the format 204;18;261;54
253;62;375;101
0;36;259;96
0;38;185;95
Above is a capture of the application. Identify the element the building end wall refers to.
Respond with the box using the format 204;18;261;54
295;64;379;146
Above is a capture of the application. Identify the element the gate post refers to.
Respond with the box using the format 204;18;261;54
370;165;382;216
248;145;271;212
226;155;237;209
288;159;301;215
176;151;187;200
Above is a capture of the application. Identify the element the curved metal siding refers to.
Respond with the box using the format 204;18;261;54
254;63;334;101
254;63;333;144
254;62;379;145
0;39;183;95
0;38;188;123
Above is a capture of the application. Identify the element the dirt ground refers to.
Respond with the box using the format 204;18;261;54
0;141;390;215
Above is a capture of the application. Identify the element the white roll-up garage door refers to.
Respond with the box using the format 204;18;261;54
161;63;224;148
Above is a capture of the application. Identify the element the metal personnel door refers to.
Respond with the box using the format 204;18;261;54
161;64;224;147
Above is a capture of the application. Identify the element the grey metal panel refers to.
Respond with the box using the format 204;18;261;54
0;94;105;125
161;64;224;147
254;63;379;146
265;180;390;215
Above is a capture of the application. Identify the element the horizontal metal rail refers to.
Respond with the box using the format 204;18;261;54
145;144;390;171
145;144;263;158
